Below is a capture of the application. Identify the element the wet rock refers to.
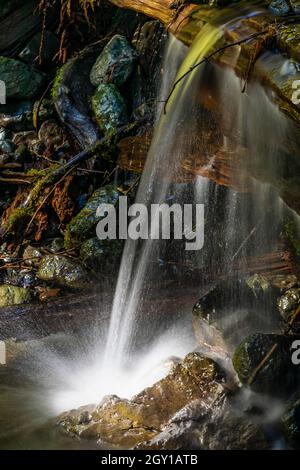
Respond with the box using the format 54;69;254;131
281;396;300;449
0;101;33;131
6;269;37;288
0;284;31;308
23;245;43;267
138;396;269;450
232;333;298;396
19;31;58;64
64;185;120;248
0;57;44;100
58;352;224;448
277;288;300;331
192;275;282;354
269;0;290;15
92;83;127;135
90;35;138;88
37;255;89;289
80;237;123;269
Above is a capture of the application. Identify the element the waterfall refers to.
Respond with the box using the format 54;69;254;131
102;9;300;383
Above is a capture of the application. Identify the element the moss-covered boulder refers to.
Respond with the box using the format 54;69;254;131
232;333;298;396
37;255;89;289
58;352;224;448
0;56;44;100
281;396;300;449
0;284;31;307
92;83;127;135
80;237;123;269
90;35;138;88
192;275;283;353
65;185;120;248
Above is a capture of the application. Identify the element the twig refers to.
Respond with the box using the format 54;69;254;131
163;29;270;114
247;343;278;386
25;165;77;233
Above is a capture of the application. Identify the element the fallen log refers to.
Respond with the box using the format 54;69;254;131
109;0;300;128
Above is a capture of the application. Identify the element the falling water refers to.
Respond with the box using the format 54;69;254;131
102;6;300;382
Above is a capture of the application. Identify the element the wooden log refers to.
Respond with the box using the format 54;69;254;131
109;1;300;128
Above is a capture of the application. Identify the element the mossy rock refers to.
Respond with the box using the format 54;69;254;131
232;333;298;396
0;56;44;100
64;185;120;248
90;34;138;88
0;284;31;308
80;237;123;269
92;83;127;136
37;255;89;289
277;288;300;331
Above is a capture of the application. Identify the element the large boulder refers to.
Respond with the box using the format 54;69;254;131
58;352;224;448
90;35;138;88
37;255;89;289
92;83;127;135
192;274;287;354
0;56;44;100
64;185;120;248
0;284;31;307
137;396;269;450
232;333;299;396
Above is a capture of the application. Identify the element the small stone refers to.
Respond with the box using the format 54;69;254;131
277;288;300;326
90;35;138;88
23;245;43;267
37;255;89;289
269;0;290;15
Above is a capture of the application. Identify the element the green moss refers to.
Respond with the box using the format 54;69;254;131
6;166;59;234
51;63;68;100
